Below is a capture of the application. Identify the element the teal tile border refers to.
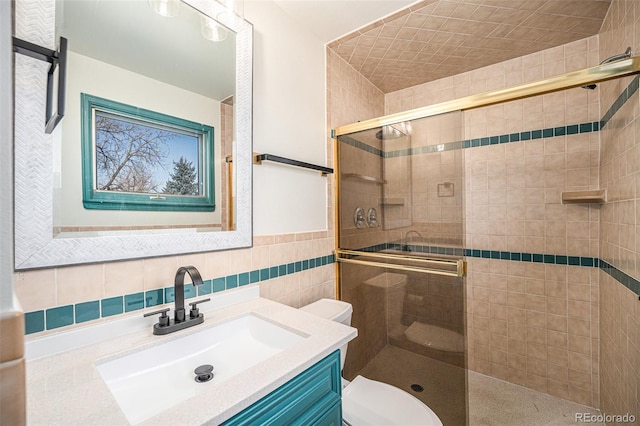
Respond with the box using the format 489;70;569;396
339;121;600;157
24;253;337;335
600;75;639;130
101;296;123;317
339;135;384;157
600;259;640;297
25;311;44;334
226;274;238;289
124;292;144;313
75;300;100;324
213;277;225;292
24;244;639;334
145;289;164;307
45;305;74;330
340;75;639;158
356;242;640;299
462;247;597;268
459;121;599;151
198;279;212;296
184;284;197;299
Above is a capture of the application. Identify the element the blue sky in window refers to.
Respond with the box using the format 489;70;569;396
154;133;200;191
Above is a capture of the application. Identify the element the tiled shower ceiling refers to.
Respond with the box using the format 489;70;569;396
328;0;612;93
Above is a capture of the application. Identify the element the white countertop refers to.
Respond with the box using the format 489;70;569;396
25;289;357;425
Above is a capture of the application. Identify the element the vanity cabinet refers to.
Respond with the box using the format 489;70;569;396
221;350;342;426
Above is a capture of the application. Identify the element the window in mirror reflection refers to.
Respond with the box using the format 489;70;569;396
81;94;215;212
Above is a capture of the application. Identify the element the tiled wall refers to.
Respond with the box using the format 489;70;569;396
599;273;639;422
16;233;336;336
598;0;640;421
327;48;386;252
400;112;465;244
327;49;385;133
384;35;604;407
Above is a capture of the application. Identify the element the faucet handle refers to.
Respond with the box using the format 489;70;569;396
188;298;211;319
143;307;171;327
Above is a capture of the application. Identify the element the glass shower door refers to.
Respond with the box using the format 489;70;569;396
336;111;468;425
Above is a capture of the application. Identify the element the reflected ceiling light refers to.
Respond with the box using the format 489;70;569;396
148;0;180;17
201;16;228;42
217;0;244;18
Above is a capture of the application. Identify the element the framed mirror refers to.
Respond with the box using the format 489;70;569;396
14;0;253;269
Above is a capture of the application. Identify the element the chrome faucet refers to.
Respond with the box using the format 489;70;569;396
144;265;210;335
403;230;423;251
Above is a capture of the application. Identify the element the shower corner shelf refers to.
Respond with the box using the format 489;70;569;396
342;173;386;184
561;190;606;204
380;198;405;206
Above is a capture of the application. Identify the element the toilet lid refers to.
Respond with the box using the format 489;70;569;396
342;375;443;426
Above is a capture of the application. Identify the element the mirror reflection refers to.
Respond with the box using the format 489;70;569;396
53;0;236;237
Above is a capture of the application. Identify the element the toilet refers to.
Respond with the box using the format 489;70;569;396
300;299;443;426
362;272;407;338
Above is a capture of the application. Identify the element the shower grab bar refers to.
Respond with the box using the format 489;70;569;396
335;249;467;277
254;152;334;175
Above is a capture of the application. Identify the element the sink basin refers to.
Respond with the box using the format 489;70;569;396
96;313;306;424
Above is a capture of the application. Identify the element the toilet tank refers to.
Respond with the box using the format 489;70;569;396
300;299;352;370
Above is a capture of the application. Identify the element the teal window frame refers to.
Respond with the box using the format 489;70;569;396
81;94;215;212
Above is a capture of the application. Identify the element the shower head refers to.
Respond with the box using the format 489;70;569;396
375;123;410;140
375;126;403;140
581;47;632;89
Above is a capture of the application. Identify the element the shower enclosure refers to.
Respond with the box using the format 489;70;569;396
335;111;468;424
333;56;640;425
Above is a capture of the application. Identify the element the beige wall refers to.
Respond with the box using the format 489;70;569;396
598;0;640;422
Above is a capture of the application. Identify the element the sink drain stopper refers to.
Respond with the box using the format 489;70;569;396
194;364;214;383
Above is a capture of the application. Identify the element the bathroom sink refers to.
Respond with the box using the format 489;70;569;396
96;313;306;425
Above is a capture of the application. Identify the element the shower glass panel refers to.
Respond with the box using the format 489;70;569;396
336;111;467;425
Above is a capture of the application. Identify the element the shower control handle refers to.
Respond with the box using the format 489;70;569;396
354;207;366;228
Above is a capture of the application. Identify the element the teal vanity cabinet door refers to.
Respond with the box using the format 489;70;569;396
305;399;342;426
221;350;342;426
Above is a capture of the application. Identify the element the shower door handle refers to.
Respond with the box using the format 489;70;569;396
335;249;467;278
